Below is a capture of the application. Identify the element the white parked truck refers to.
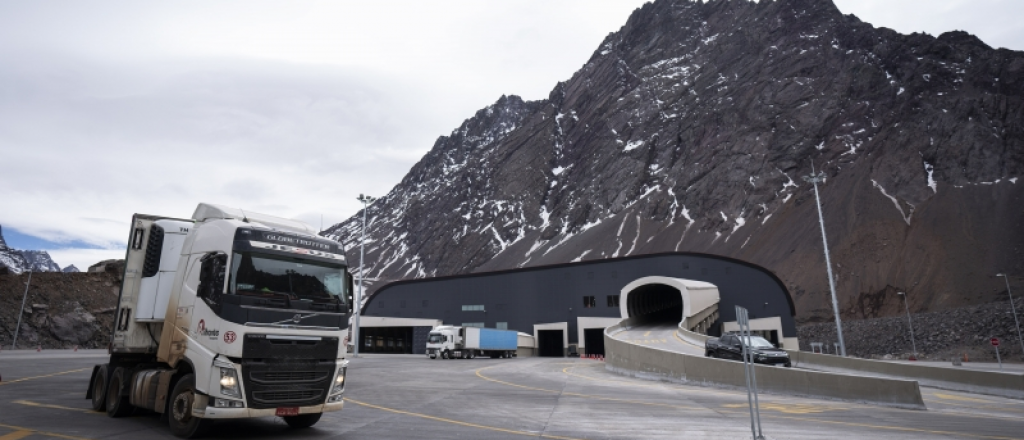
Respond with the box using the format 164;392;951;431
85;203;352;438
425;325;518;359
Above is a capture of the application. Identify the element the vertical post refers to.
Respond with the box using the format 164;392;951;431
997;274;1024;357
804;164;847;357
899;292;918;358
356;194;380;360
736;306;764;440
995;344;1002;370
738;307;756;439
12;270;32;349
747;314;763;439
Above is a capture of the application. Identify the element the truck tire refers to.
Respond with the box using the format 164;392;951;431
441;350;449;359
106;367;134;418
283;413;322;428
168;374;210;438
90;364;108;412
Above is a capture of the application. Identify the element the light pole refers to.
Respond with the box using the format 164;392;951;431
12;270;32;349
897;292;917;359
803;164;846;357
996;273;1023;357
353;194;376;357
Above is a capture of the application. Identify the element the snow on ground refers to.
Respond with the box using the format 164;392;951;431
872;179;913;225
923;161;937;193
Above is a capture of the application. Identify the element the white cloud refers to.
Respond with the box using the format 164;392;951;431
833;0;1024;50
46;248;126;272
0;0;1020;259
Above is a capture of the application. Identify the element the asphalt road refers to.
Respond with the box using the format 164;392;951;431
608;322;707;356
2;350;1023;439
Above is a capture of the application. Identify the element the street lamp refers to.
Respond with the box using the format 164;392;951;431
996;273;1024;357
803;164;847;357
897;292;917;359
12;270;32;349
352;194;376;357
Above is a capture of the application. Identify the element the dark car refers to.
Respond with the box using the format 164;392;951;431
705;332;791;367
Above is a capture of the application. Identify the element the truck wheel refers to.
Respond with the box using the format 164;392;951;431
168;374;210;438
283;413;322;428
90;364;108;412
106;367;134;418
441;350;448;359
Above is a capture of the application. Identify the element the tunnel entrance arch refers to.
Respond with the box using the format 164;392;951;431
619;276;720;329
626;283;684;325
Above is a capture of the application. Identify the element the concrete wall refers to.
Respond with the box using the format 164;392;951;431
605;321;926;409
787;350;1024;400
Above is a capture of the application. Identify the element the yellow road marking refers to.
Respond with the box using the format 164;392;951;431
767;413;1024;440
558;365;741;397
0;368;90;386
933;393;997;403
672;331;707;350
482;362;1024;440
721;402;837;414
0;423;93;440
475;365;708;411
643;331;651;337
0;431;33;440
344;398;585;440
12;400;96;414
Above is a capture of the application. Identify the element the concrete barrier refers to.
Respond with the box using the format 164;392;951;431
786;350;1024;400
675;325;1024;400
605;321;926;409
675;325;711;348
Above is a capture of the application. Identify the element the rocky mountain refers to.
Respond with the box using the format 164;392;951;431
0;225;63;274
62;265;80;273
324;0;1023;324
0;268;120;349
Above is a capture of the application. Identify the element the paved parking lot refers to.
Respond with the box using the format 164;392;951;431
1;350;1023;439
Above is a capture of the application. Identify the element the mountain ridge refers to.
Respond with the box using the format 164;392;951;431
325;0;1023;323
0;225;63;274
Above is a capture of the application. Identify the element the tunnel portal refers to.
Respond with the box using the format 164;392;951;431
625;283;684;325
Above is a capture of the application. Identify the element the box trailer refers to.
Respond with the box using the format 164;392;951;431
425;325;517;359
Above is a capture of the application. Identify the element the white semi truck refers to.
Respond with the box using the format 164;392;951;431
425;325;518;359
85;203;352;438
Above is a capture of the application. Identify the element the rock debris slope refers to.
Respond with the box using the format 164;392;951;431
325;0;1023;323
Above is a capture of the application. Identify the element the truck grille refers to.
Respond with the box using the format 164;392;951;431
253;389;324;404
250;371;329;384
241;359;335;409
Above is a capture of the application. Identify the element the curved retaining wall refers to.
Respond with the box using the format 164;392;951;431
674;325;1024;400
605;321;926;409
786;350;1024;400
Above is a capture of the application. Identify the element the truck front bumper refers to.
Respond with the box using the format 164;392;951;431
197;399;344;419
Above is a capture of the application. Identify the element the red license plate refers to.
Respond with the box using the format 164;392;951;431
275;407;300;417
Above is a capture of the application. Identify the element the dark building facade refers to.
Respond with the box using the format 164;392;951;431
363;252;796;355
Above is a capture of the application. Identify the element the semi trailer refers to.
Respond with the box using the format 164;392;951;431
85;203;353;438
425;325;518;359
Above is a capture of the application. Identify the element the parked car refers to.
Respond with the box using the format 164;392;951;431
705;332;791;367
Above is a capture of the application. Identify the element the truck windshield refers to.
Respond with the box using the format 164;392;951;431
739;336;774;348
428;334;443;343
230;251;347;303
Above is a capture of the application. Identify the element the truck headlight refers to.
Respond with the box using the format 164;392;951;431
220;367;241;398
331;367;346;395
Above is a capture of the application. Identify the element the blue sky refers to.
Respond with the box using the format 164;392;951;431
1;0;1022;271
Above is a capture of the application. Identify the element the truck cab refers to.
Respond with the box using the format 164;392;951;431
87;203;353;437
